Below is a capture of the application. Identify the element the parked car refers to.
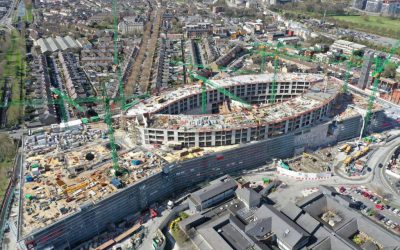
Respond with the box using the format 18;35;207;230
375;204;384;210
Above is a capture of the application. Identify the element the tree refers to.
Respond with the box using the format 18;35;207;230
0;134;15;162
382;62;397;79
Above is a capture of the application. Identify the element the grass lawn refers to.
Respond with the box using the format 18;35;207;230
3;30;25;127
24;0;33;23
0;134;17;204
331;15;400;38
0;160;13;204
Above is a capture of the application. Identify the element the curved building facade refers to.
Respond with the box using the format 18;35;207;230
127;73;342;147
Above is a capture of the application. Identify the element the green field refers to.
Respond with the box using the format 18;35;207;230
331;15;400;39
3;30;26;127
0;134;17;204
24;0;33;23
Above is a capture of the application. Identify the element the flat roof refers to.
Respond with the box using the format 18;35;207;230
127;74;346;131
21;124;165;236
190;175;237;205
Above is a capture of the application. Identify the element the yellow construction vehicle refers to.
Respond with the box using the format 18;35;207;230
64;181;89;195
338;144;348;152
344;145;353;154
344;157;353;166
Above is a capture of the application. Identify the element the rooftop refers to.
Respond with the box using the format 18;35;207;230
21;123;165;236
127;74;348;131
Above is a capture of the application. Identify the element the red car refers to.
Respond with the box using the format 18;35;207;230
362;192;371;198
339;187;346;193
375;204;384;210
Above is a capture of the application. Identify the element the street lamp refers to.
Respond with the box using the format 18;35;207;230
348;104;367;143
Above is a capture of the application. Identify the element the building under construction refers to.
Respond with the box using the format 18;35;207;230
14;73;386;249
126;73;382;147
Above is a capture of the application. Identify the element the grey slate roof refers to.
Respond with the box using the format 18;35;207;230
296;191;323;208
36;36;79;53
281;202;303;220
191;175;237;205
254;205;309;249
296;213;320;234
245;218;272;238
235;187;261;208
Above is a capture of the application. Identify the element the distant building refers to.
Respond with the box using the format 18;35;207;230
330;39;366;56
35;36;79;54
381;0;400;15
267;31;286;41
353;0;368;9
358;50;375;89
365;0;383;12
278;36;300;45
353;0;400;16
184;22;213;38
118;16;144;35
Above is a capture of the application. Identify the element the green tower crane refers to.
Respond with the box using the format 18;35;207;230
364;40;400;128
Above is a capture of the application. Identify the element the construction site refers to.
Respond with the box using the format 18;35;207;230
279;151;334;173
13;74;388;249
20;122;165;238
125;73;382;147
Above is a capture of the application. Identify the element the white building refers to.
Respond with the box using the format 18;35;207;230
118;16;144;35
330;39;366;55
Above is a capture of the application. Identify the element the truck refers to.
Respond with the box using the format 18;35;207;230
338;144;348;152
343;157;353;166
344;145;353;154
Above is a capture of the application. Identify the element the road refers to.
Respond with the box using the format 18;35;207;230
370;138;400;203
0;0;17;30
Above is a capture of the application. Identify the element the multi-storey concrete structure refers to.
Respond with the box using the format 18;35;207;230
127;74;342;147
16;71;386;249
17;105;385;249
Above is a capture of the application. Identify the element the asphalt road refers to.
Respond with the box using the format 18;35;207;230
370;137;400;205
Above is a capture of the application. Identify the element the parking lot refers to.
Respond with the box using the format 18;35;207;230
340;186;400;234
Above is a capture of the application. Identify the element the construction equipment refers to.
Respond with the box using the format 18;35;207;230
101;82;122;175
364;39;400;128
343;156;353;166
63;181;89;196
338;144;349;152
342;52;353;93
112;0;125;108
344;145;353;155
51;87;85;130
270;54;279;104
